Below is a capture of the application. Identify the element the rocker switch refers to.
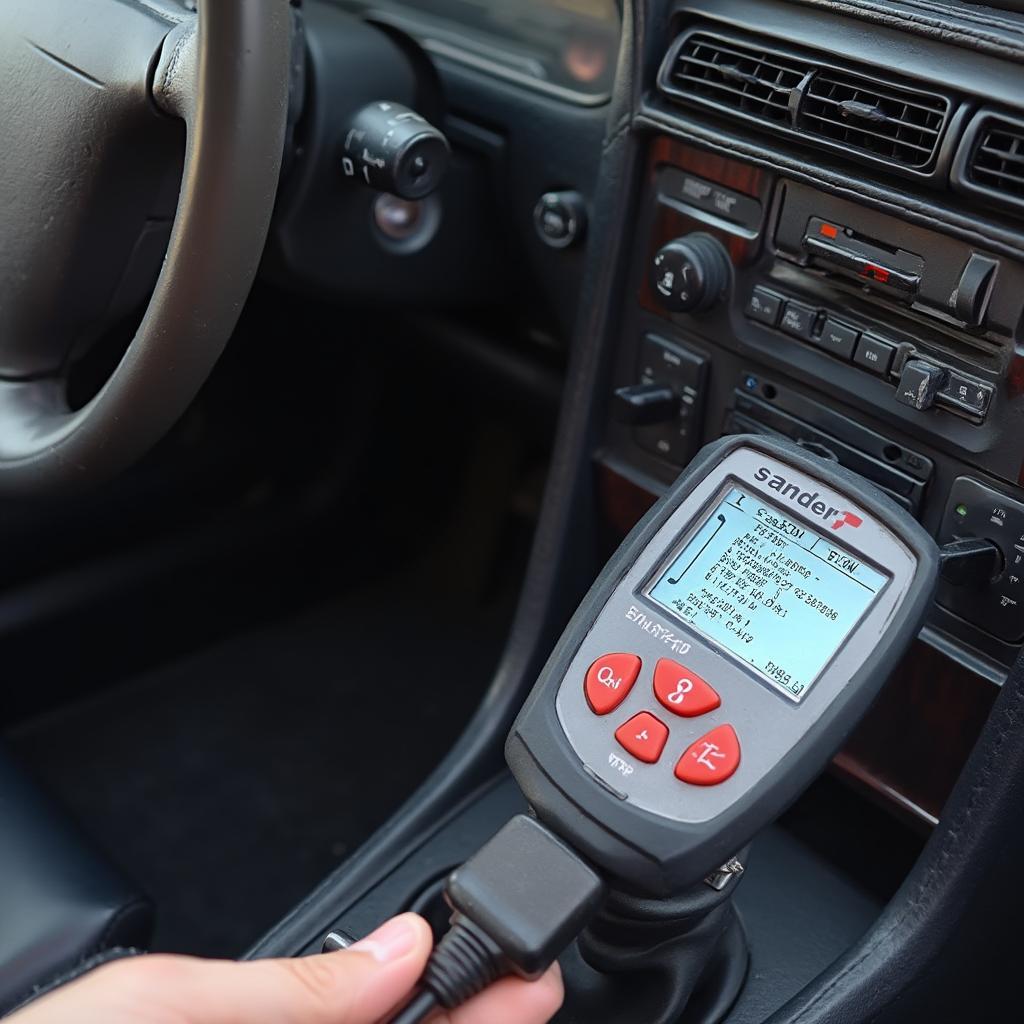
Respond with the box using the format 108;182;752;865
896;360;947;412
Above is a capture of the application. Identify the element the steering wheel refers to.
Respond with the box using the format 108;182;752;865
0;0;292;492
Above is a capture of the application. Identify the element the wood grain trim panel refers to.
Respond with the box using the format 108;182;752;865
639;138;771;314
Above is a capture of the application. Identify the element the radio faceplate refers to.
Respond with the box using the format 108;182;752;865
773;181;1022;343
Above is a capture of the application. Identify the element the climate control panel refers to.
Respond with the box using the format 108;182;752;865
743;283;995;421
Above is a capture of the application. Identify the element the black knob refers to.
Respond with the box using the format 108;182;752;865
534;191;587;249
341;101;450;200
612;383;679;425
651;234;731;314
939;537;1004;587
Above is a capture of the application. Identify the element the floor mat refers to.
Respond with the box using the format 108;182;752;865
6;597;509;957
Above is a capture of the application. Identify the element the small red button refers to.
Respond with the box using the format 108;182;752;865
584;653;641;715
675;725;741;786
614;712;669;764
653;659;721;718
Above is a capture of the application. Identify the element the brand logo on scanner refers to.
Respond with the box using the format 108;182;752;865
754;467;864;531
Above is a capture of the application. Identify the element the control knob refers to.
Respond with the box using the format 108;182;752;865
341;101;450;200
651;234;731;314
612;383;678;425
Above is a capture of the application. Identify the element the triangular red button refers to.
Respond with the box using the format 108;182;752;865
675;724;741;786
614;712;669;764
653;659;720;718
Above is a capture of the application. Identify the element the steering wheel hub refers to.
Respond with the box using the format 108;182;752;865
0;0;292;492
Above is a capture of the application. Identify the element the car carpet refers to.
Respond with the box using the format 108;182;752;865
6;596;509;957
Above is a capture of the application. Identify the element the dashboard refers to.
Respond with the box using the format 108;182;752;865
336;0;622;102
603;0;1024;677
292;0;1024;677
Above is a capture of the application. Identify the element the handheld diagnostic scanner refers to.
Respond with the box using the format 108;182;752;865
392;434;939;1024
507;433;939;895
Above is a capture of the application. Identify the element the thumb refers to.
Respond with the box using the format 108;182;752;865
12;913;434;1024
165;913;435;1024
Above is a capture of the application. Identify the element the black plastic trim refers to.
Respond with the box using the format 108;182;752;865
244;5;647;959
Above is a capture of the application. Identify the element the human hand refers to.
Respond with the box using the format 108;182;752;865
7;913;562;1024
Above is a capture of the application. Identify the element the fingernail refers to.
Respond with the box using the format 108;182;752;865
349;916;418;964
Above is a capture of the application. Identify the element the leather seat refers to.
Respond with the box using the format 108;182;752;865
0;748;152;1016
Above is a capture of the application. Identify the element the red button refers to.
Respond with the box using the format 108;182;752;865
584;653;641;715
653;659;721;718
675;725;741;786
614;712;669;764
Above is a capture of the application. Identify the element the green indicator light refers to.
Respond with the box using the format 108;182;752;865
955;503;969;518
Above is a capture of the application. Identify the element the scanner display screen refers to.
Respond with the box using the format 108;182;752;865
646;486;889;701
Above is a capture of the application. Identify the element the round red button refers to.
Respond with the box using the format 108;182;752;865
584;653;641;715
653;659;721;718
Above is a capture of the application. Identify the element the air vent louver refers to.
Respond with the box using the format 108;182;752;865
659;30;952;176
968;118;1024;202
664;33;807;126
802;72;947;170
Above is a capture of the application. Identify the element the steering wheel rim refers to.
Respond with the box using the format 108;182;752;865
0;0;292;493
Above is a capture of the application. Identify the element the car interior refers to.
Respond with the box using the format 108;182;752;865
2;0;1023;1021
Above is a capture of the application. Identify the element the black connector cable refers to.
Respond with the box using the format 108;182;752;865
387;815;606;1024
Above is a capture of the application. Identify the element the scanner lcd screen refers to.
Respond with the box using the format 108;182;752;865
646;485;889;701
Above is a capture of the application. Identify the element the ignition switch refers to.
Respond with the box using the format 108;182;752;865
340;101;450;200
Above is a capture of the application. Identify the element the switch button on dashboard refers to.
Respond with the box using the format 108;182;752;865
816;319;858;360
746;287;782;326
895;360;947;411
853;335;896;376
939;372;993;417
779;301;817;341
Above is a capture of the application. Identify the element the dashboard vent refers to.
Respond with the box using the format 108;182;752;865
967;116;1024;202
663;33;807;127
802;72;948;170
658;29;952;176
